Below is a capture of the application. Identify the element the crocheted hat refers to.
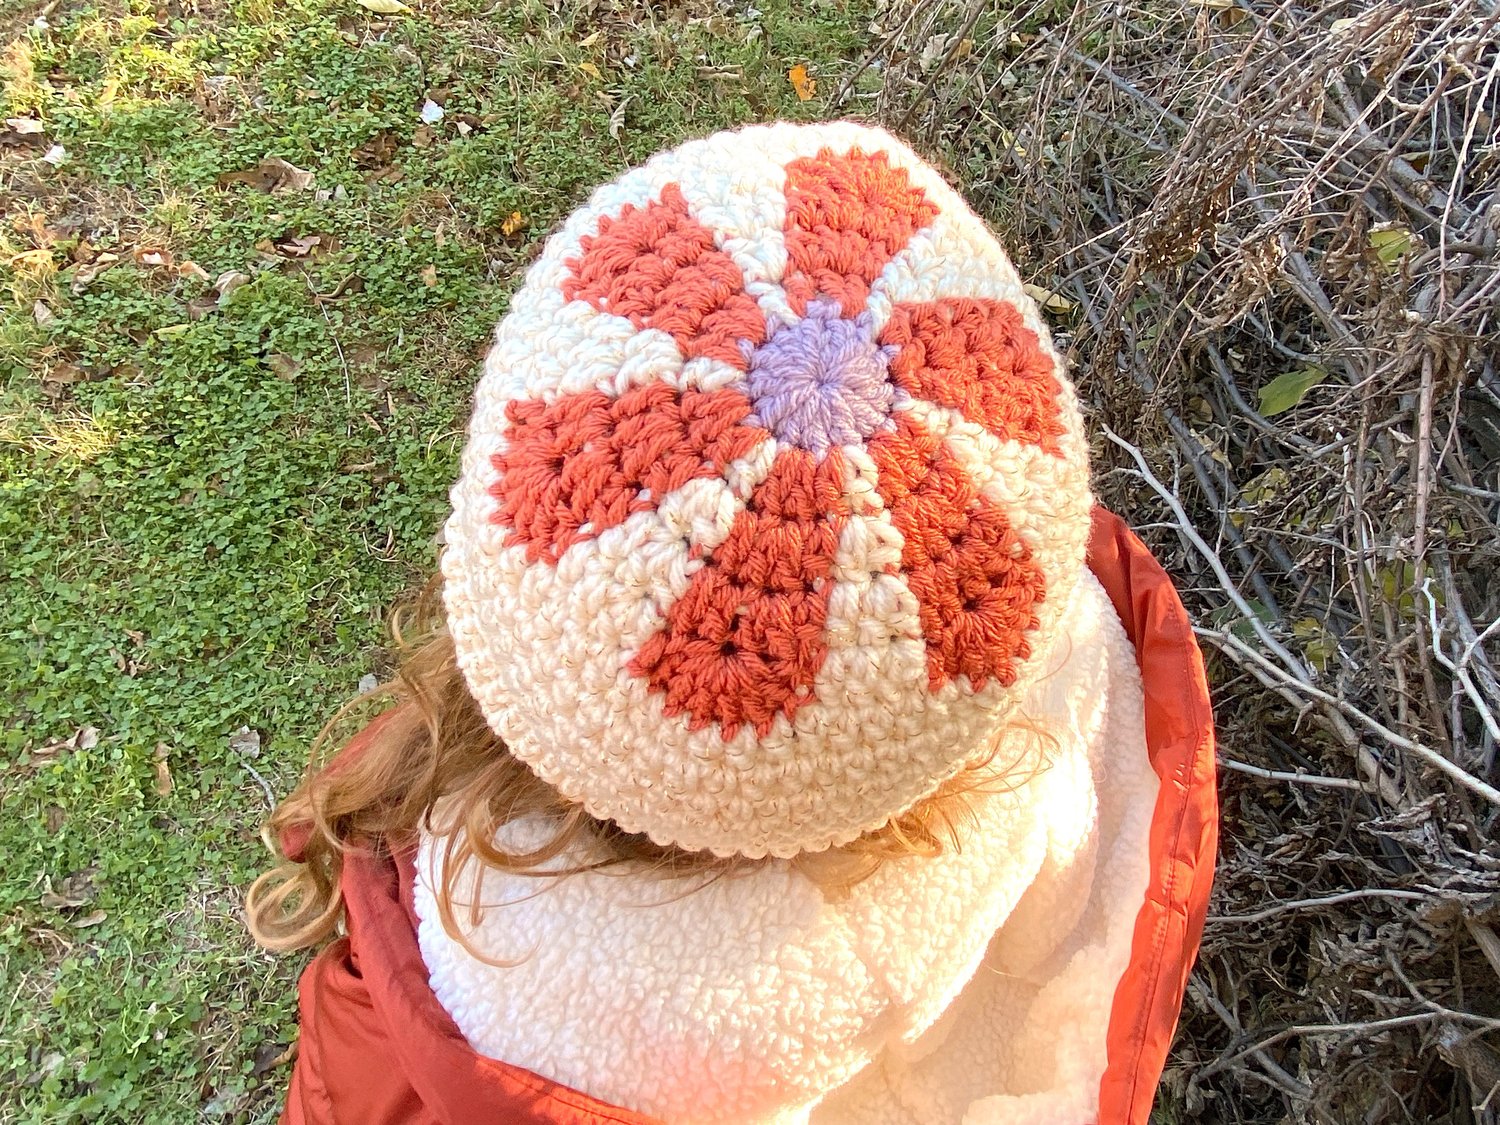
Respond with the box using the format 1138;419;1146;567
442;121;1093;859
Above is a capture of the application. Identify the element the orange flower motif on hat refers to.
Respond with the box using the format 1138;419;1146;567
444;123;1093;858
489;146;1067;731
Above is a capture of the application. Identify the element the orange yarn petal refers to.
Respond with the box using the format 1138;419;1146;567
881;297;1066;455
782;147;939;319
870;415;1047;691
490;384;766;565
630;448;847;738
563;183;767;370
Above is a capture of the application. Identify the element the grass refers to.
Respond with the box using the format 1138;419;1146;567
0;0;878;1118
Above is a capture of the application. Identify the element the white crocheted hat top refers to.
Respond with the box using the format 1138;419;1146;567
442;121;1093;859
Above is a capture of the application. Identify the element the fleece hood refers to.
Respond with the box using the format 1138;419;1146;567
278;508;1216;1125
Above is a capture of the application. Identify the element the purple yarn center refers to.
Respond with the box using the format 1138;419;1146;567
744;300;897;458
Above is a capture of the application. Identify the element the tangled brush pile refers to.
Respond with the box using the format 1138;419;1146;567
858;0;1500;1119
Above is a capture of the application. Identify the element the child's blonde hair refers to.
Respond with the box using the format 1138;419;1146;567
245;580;1052;953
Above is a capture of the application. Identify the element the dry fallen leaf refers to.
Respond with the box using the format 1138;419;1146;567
41;363;86;400
788;64;816;102
365;164;404;185
230;725;262;757
353;130;398;170
71;252;120;294
217;156;315;194
276;234;324;258
918;33;951;71
348;342;381;369
133;247;175;270
420;263;438;287
5;116;44;135
578;61;603;81
608;94;634;140
177;260;211;282
42;867;98;909
41;144;66;165
1022;282;1075;316
501;211;526;237
153;742;173;797
252;1040;299;1076
44;361;86;386
33;299;55;326
214;270;252;302
52;362;94;397
356;0;408;11
13;210;56;244
267;353;301;381
71;909;107;929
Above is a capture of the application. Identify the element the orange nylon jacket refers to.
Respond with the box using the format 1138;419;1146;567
278;508;1217;1125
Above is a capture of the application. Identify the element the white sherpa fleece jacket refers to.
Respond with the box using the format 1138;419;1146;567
414;572;1159;1124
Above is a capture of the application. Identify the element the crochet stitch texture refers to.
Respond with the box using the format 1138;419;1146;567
442;122;1093;858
